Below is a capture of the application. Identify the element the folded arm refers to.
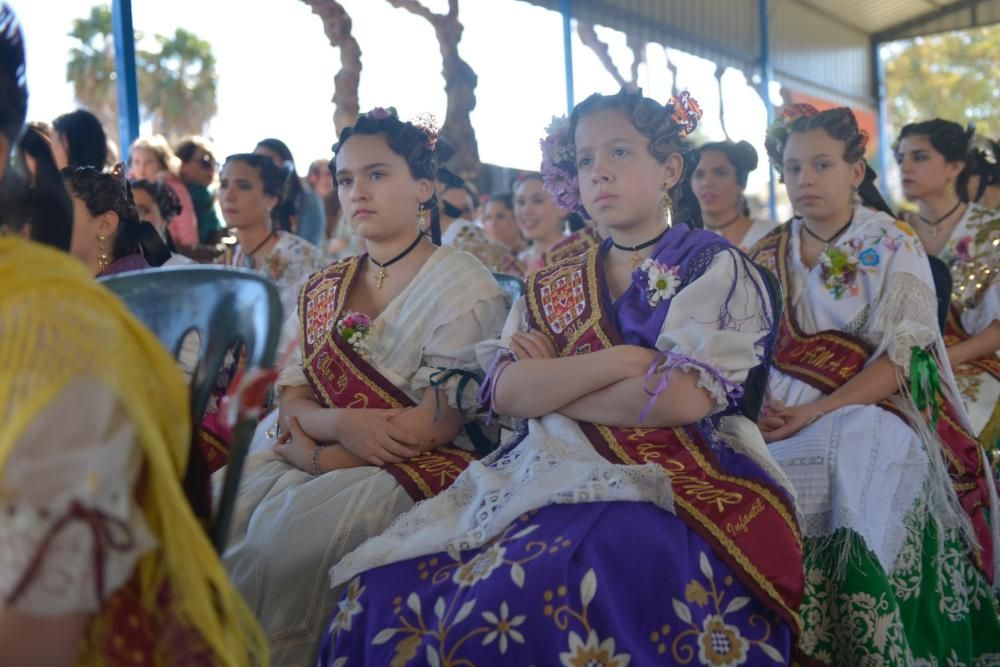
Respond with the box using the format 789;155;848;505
949;321;1000;367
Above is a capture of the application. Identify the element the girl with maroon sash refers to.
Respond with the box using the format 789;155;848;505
751;105;1000;663
317;89;803;666
895;120;1000;452
221;108;508;666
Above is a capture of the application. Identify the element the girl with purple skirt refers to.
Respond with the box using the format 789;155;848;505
318;89;805;666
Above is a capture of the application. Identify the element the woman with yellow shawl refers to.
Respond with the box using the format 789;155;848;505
0;7;266;664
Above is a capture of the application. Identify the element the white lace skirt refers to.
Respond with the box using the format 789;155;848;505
221;420;415;667
767;371;931;573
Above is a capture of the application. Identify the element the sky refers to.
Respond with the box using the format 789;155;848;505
10;0;780;204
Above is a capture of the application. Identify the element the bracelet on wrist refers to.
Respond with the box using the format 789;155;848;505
310;444;324;477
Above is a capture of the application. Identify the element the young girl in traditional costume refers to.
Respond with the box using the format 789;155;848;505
222;108;509;666
693;140;775;252
316;88;803;666
514;173;569;273
217;153;327;322
896;120;1000;451
0;6;266;664
751;104;1000;663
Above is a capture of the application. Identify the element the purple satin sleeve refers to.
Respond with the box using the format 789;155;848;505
639;350;745;423
476;348;517;424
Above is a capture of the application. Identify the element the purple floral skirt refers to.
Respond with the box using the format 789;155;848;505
318;501;793;666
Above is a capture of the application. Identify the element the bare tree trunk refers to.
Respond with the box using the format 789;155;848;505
387;0;480;178
302;0;362;135
715;64;731;140
577;21;644;92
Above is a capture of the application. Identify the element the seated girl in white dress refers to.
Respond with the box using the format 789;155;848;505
751;103;1000;664
221;108;509;667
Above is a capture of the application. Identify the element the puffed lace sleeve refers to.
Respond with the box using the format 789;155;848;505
410;263;509;417
0;377;156;616
656;249;774;414
961;282;1000;336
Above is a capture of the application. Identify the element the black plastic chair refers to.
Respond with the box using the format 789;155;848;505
98;265;282;552
927;255;953;333
493;272;526;302
739;263;784;422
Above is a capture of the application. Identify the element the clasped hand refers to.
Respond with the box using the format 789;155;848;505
757;398;825;443
276;407;428;470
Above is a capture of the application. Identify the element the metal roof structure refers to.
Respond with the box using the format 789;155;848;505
527;0;1000;111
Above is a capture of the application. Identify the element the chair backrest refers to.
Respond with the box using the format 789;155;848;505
99;265;282;423
99;265;282;551
739;262;784;422
493;272;526;302
927;255;953;332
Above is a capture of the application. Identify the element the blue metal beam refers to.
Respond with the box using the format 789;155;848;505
112;0;139;162
758;0;777;221
560;0;575;114
870;39;892;209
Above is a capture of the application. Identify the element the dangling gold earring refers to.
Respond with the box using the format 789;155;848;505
661;186;673;222
850;188;861;208
416;203;426;229
97;234;110;273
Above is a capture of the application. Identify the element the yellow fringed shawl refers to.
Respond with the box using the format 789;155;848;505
0;237;268;666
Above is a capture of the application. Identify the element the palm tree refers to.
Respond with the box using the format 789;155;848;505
139;28;218;144
65;5;118;134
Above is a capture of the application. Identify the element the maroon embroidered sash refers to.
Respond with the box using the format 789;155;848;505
944;306;1000;382
753;228;995;582
542;228;601;268
299;258;476;502
525;249;805;634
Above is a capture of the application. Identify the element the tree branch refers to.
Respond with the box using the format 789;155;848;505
577;21;630;90
715;64;731;141
302;0;362;133
386;0;439;23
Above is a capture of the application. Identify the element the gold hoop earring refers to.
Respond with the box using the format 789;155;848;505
416;204;426;228
97;234;110;273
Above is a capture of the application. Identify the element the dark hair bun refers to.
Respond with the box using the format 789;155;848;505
698;140;759;188
333;110;441;182
734;141;759;172
896;118;971;163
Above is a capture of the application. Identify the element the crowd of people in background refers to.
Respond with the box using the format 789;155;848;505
2;2;1000;665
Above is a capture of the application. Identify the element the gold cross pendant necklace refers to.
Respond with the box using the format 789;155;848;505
610;228;669;268
369;233;425;289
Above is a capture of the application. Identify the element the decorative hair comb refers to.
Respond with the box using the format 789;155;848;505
410;112;439;151
668;91;703;138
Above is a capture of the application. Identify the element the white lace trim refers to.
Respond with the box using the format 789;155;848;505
329;414;674;588
867;270;940;376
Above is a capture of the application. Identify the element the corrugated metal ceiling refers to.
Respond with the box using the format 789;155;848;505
520;0;999;109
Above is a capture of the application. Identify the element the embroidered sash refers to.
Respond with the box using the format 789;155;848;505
944;306;1000;382
525;249;805;634
542;228;601;268
754;227;994;582
299;258;476;502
